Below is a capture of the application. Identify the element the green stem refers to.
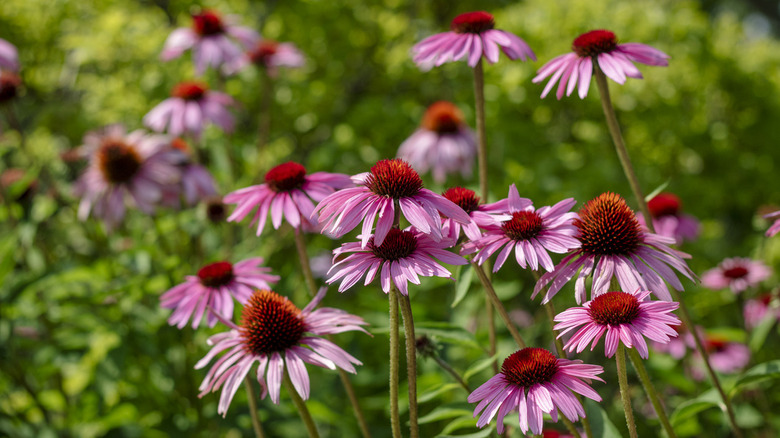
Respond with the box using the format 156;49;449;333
626;348;677;438
293;227;317;298
471;261;526;348
560;414;583;438
483;260;499;375
389;288;402;438
431;354;470;392
399;293;419;438
244;377;267;438
616;344;639;438
283;370;320;438
472;58;488;202
258;68;272;152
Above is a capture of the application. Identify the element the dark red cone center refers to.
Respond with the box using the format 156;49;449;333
451;11;495;34
648;193;681;217
249;40;279;66
370;228;418;261
171;81;208;100
98;139;142;184
502;210;543;241
422;101;464;134
265;162;307;192
443;187;479;214
193;10;224;36
723;266;749;279
501;347;559;387
240;290;305;355
588;291;641;326
365;159;423;199
572;30;618;57
576;192;642;256
704;337;728;353
197;261;235;287
0;71;21;103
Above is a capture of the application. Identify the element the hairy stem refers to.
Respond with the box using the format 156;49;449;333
626;348;677;438
389;288;401;438
244;377;267;438
283;370;320;438
472;59;488;202
399;293;419;438
471;261;526;348
616;344;639;438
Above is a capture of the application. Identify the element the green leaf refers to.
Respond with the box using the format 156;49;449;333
463;354;499;381
415;322;480;348
584;399;622;438
419;383;461;403
645;180;671;202
452;264;473;308
670;389;721;427
730;360;780;395
418;403;473;424
749;314;777;352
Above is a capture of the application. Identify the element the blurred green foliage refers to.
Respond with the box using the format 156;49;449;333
2;0;780;437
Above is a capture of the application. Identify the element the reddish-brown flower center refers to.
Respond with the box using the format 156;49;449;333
502;210;543;241
422;101;464;134
723;266;749;279
197;261;235;287
264;161;307;192
369;228;418;261
443;187;479;214
501;347;559;387
648;193;681;218
451;11;495;34
249;40;279;66
97;139;142;184
171;81;208;100
572;30;618;57
206;197;227;223
588;291;641;326
192;10;224;36
0;71;21;103
704;337;728;353
240;290;305;355
760;294;773;306
576;192;642;256
365;159;423;199
171;137;190;153
543;431;565;438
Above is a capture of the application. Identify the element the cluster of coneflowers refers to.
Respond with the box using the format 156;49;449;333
8;5;767;438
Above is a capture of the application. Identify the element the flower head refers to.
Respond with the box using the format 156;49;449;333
314;159;471;247
468;347;603;435
144;81;235;138
327;227;467;296
744;293;780;329
440;186;507;242
195;288;367;415
226;161;353;235
412;11;535;70
533;29;669;99
554;289;680;359
764;210;780;237
397;101;477;184
701;257;770;294
693;336;750;378
0;38;19;72
534;192;696;304
637;192;700;245
463;184;579;272
227;39;306;76
161;9;259;75
160;258;279;329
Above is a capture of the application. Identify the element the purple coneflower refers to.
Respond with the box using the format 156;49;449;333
533;29;669;100
397;101;477;184
161;9;259;75
165;137;217;207
692;336;750;378
440;187;507;242
227;39;305;76
468;347;603;436
554;289;680;359
160;258;279;329
701;257;770;294
744;294;780;329
412;11;535;70
196;288;367;415
534;192;696;304
0;38;19;72
637;192;700;245
463;184;579;272
765;210;780;237
315;159;471;248
226;161;352;235
144;81;235;138
327;227;466;296
74;125;181;227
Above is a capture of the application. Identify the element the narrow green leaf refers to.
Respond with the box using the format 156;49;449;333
463;354;499;381
452;264;473;308
418;403;473;424
645;180;671;202
730;360;780;395
670;389;721;427
584;398;622;438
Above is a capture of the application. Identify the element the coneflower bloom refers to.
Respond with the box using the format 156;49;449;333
637;192;700;245
227;39;305;76
468;347;604;435
412;11;535;70
397;101;477;184
701;257;771;294
744;294;780;329
196;288;367;415
161;9;259;75
74;125;181;227
533;29;669;100
463;184;579;272
160;258;279;329
764;210;780;237
650;324;688;359
315;159;471;248
440;187;508;242
0;38;19;72
692;336;750;378
226;161;353;235
554;289;680;359
327;227;467;296
167;138;217;206
144;81;235;138
533;192;696;304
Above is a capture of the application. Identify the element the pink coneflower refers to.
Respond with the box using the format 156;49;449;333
637;192;700;245
227;39;305;76
701;257;770;294
650;324;689;359
74;125;181;227
196;288;367;415
533;29;669;100
744;294;780;329
327;227;466;296
412;11;535;70
554;290;680;359
692;336;750;378
160;258;279;329
463;184;579;272
765;210;780;237
161;9;259;75
397;101;477;184
165;137;217;207
144;81;235;138
534;192;696;304
225;161;352;235
440;187;507;242
0;38;19;72
315;159;471;248
468;347;604;435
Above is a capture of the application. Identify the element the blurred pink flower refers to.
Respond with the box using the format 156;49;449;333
144;81;235;138
701;257;770;294
227;39;305;76
397;101;477;184
637;192;700;245
0;38;19;72
412;11;535;70
691;336;750;379
743;294;780;329
440;186;507;242
162;137;217;207
764;210;780;237
533;29;669;99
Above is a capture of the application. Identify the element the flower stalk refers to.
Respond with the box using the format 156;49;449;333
471;261;526;348
283;370;320;438
244;377;267;438
399;293;419;438
616;344;639;438
472;58;488;202
389;288;402;438
626;348;677;438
